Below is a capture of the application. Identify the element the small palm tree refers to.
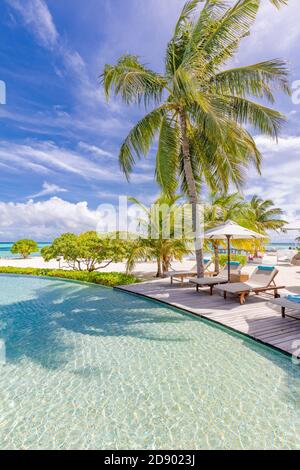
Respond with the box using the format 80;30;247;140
246;196;287;232
126;194;192;277
101;0;289;277
242;195;287;255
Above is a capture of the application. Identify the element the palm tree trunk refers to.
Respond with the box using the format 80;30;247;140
179;111;204;278
156;258;162;278
213;241;220;274
162;256;170;277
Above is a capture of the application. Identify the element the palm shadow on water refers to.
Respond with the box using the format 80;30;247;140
1;274;300;409
0;276;192;370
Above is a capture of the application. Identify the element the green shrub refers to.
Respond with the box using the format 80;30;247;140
42;231;133;272
218;253;248;267
11;239;39;259
0;267;139;287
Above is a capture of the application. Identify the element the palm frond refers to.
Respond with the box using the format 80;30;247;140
216;95;286;138
173;68;214;113
214;60;290;101
101;55;167;106
166;34;190;78
119;106;166;178
156;115;180;195
244;195;287;233
269;0;288;7
174;0;203;37
184;0;228;58
189;122;262;192
200;0;260;61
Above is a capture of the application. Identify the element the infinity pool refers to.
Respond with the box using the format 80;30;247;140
0;275;299;450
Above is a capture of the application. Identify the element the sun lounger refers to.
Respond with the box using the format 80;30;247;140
189;262;241;295
277;249;297;265
269;296;300;319
217;266;285;304
167;259;213;287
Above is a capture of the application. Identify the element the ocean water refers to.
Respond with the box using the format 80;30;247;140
267;243;300;251
0;242;50;258
0;242;298;260
0;274;299;450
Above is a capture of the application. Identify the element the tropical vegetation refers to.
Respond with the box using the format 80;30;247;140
217;253;248;267
101;0;290;277
29;190;286;279
241;195;287;256
204;192;286;269
243;195;287;232
41;231;132;272
11;239;39;259
0;267;138;287
126;194;192;277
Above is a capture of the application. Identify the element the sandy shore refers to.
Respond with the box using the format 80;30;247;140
0;256;299;293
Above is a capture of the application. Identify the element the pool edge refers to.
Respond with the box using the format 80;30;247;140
115;285;297;361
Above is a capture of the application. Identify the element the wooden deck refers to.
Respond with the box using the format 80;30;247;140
116;279;300;358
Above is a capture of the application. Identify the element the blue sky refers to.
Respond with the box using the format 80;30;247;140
0;0;300;240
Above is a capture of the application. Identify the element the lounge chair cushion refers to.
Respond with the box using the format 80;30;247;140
257;265;275;271
218;267;279;294
246;268;278;289
190;276;228;286
287;295;300;304
217;282;250;293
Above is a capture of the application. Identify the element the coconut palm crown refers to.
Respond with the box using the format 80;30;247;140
245;195;287;233
101;0;290;276
126;194;192;277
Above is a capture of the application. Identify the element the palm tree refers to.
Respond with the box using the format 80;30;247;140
101;0;289;277
246;195;287;232
126;194;192;277
204;192;247;272
242;195;287;255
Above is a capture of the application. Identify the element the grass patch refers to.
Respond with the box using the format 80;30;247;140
218;253;248;267
0;267;139;287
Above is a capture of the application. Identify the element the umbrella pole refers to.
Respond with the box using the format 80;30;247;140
226;235;231;282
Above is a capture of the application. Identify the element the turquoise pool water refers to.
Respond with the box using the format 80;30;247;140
0;275;299;450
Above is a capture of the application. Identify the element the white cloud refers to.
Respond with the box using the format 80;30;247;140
7;0;58;49
27;182;68;200
0;140;154;187
0;140;120;181
78;142;114;159
0;197;103;240
0;106;129;140
0;196;156;240
245;135;300;220
255;135;300;154
248;0;300;55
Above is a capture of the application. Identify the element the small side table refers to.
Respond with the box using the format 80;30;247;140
230;273;249;283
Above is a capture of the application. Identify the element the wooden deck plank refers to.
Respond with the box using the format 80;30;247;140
117;279;300;357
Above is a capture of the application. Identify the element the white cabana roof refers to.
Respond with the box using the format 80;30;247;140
204;220;265;240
